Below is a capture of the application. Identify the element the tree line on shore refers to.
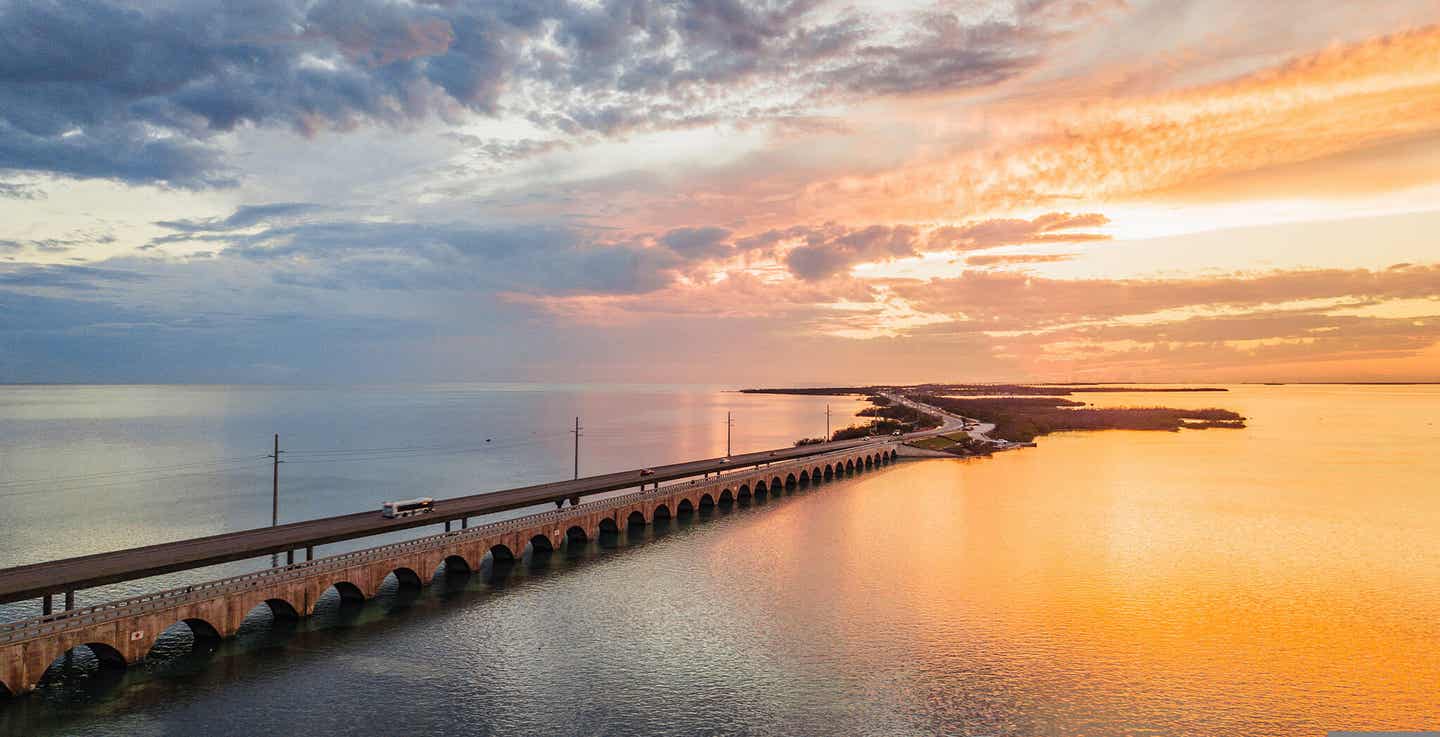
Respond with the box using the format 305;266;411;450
914;395;1245;443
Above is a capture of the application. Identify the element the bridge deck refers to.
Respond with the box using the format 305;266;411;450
0;436;898;605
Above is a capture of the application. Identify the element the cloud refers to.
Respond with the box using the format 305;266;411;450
965;253;1075;267
0;181;42;200
155;203;323;234
152;210;690;297
0;229;119;256
762;212;1109;280
0;0;1109;186
0;263;147;290
892;261;1440;328
659;226;733;261
785;224;921;280
804;23;1440;220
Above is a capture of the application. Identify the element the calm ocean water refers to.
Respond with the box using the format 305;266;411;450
1;383;1438;736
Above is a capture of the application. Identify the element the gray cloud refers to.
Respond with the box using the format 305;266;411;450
0;0;1101;186
785;224;921;280
0;264;147;290
0;181;42;199
659;226;733;261
738;213;1110;280
156;212;687;296
155;203;324;234
0;229;119;255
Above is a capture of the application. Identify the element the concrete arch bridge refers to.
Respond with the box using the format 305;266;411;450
0;443;900;698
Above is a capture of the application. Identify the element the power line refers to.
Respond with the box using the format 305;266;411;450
0;460;266;500
281;433;571;465
0;455;266;490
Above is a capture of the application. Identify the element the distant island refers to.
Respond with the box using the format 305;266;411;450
743;383;1228;396
747;384;1246;452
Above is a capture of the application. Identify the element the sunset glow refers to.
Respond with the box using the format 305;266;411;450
1;1;1438;383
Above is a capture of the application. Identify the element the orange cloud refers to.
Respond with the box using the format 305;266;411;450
803;25;1440;221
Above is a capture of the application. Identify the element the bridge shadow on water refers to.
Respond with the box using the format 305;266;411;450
0;467;876;732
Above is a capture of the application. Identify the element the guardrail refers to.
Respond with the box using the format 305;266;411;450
0;444;892;645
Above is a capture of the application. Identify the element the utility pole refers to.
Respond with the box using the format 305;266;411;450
726;411;734;457
571;417;582;480
266;433;283;526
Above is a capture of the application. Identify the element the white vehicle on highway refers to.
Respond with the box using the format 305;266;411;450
381;497;435;518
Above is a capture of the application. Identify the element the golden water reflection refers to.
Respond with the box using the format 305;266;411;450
809;385;1440;734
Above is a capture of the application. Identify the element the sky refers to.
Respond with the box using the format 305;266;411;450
2;0;1439;385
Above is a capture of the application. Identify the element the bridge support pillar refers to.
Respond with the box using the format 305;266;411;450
569;495;580;506
64;590;74;610
306;546;313;561
41;594;51;616
461;517;468;529
444;520;451;532
286;550;294;565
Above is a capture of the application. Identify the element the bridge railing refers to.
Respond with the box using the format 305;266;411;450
0;443;892;644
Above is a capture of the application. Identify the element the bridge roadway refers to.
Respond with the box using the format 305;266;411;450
0;442;903;697
0;435;907;607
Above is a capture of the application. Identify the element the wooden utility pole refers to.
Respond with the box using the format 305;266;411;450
572;417;582;480
726;411;733;457
266;433;282;526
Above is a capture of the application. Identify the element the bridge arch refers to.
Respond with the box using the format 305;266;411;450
598;517;620;534
565;525;588;546
237;595;302;632
864;456;873;470
676;498;695;516
329;581;365;603
487;544;517;563
627;510;648;527
845;459;855;474
824;464;834;480
738;483;753;501
718;489;733;505
799;469;809;485
785;473;797;489
40;641;128;688
528;534;555;556
385;567;424;591
700;493;716;508
770;476;784;493
653;503;671;521
439;554;472;576
146;617;223;662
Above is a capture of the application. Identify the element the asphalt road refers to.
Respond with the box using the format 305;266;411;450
0;434;911;606
883;393;998;441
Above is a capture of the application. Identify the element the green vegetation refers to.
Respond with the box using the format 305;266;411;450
907;432;994;456
743;383;1227;397
793;437;825;446
914;394;1246;443
829;421;903;441
909;436;954;451
823;396;942;441
856;402;941;429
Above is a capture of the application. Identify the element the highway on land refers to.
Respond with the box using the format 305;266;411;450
881;393;996;441
0;433;921;606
